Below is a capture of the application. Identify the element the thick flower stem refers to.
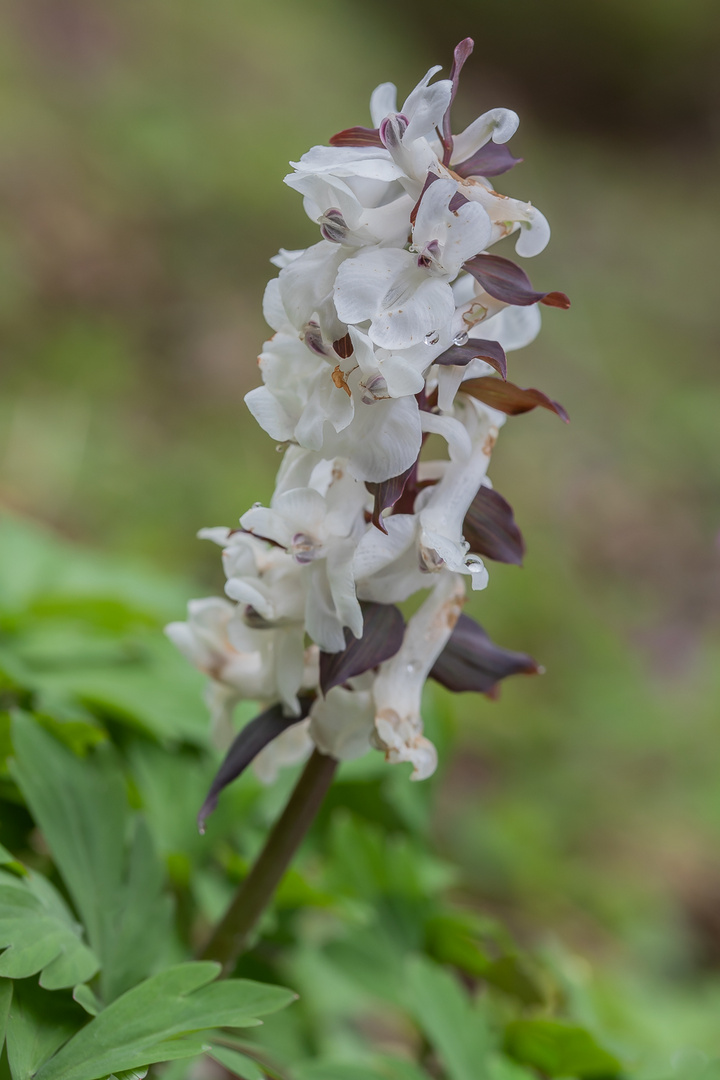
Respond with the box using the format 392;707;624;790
200;749;338;974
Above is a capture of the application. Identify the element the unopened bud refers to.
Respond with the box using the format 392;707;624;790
303;321;331;356
379;113;409;150
319;207;349;244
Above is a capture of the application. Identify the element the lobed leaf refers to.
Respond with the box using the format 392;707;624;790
6;979;86;1080
0;870;99;989
33;962;295;1080
460;376;569;422
319;603;405;696
463;486;525;566
429;614;540;698
10;714;173;1004
464;253;570;309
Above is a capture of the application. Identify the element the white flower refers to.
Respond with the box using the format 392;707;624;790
334;178;491;352
309;685;375;760
165;598;276;735
245;328;423;483
372;574;465;780
239;469;367;652
169;42;563;789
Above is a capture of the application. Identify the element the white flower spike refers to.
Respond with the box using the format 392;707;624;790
167;38;569;819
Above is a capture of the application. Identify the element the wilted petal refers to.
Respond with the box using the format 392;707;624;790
435;338;507;379
463;485;525;565
429;613;540;696
464;253;570;309
460;376;569;421
253;719;313;784
319;601;405;694
197;701;312;831
453;140;523;179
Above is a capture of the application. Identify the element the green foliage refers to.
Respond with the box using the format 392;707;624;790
0;514;717;1080
0;868;99;989
10;714;172;1004
33;964;294;1080
504;1020;623;1078
404;955;493;1080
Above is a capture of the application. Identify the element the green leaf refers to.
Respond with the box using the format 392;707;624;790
403;955;493;1080
10;714;172;1002
504;1019;623;1078
0;979;12;1046
33;963;295;1080
72;985;101;1018
207;1044;265;1080
375;1058;433;1080
0;869;99;990
5;980;86;1080
294;1066;388;1080
425;913;546;1006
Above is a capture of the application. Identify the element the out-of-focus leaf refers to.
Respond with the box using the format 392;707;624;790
375;1059;433;1080
366;465;416;533
461;377;569;422
6;979;86;1080
197;701;312;832
463;486;525;565
486;1059;535;1080
295;1065;388;1080
319;603;405;696
453;142;523;178
34;715;106;757
0;666;33;714
404;955;493;1080
0;979;12;1046
207;1044;265;1080
10;714;172;1003
434;339;507;379
33;963;295;1080
425;914;545;1006
464;254;570;309
0;869;99;990
429;614;540;698
504;1019;623;1078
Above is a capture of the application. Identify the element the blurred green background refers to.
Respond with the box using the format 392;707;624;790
1;0;719;1062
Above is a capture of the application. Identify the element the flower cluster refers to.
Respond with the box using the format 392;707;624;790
166;40;568;825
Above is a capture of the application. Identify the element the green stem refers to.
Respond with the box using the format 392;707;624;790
200;748;338;973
